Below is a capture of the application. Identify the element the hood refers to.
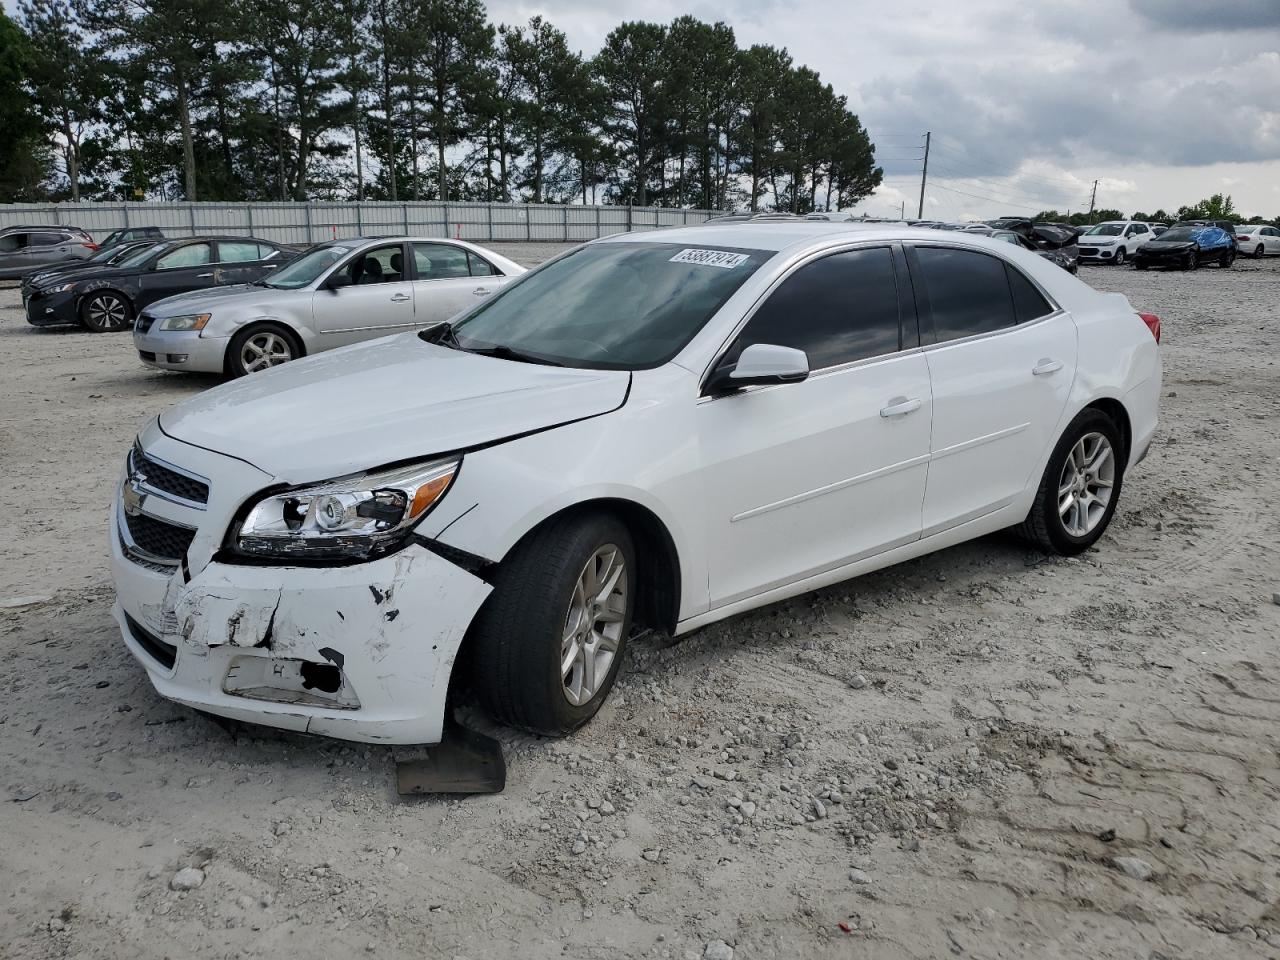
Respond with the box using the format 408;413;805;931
159;334;632;482
29;261;125;287
1032;225;1076;249
144;283;283;316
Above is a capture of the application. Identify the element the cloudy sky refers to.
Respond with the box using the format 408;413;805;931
485;0;1280;218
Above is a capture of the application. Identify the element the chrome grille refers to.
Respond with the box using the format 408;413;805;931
129;446;209;505
123;510;196;562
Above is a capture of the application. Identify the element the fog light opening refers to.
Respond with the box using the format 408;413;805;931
166;353;189;363
300;661;342;693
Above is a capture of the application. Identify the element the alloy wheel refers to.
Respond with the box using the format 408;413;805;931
1058;432;1115;538
87;295;129;330
560;544;627;706
240;331;293;372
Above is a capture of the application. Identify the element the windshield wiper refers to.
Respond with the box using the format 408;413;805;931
464;344;564;366
417;322;461;349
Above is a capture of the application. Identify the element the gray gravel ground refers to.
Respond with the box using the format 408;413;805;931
1;248;1279;960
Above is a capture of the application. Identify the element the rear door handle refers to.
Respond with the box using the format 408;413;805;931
197;272;215;278
390;293;411;302
880;397;922;418
473;287;492;297
1032;359;1063;376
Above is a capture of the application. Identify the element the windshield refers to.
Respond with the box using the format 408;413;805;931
1085;223;1123;236
263;245;349;289
450;242;772;370
1159;227;1197;242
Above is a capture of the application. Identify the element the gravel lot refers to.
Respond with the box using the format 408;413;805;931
2;246;1279;960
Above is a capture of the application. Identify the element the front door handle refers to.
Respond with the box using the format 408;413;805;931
390;293;411;302
880;397;923;418
473;287;492;297
197;272;215;278
1032;358;1063;376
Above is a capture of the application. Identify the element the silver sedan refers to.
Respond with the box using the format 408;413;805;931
133;237;525;377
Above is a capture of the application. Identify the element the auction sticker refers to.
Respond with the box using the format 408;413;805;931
669;248;750;269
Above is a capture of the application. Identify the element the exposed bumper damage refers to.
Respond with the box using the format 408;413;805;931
111;532;492;744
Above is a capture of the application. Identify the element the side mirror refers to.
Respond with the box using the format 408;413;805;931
704;343;809;395
325;271;352;291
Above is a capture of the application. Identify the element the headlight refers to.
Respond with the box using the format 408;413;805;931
160;313;211;332
43;281;78;293
233;457;460;560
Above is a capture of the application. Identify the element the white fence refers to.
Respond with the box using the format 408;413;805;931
0;201;722;245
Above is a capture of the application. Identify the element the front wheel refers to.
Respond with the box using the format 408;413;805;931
79;291;134;332
470;511;636;736
1134;261;1148;271
227;323;300;377
1183;251;1198;271
1113;248;1126;266
1255;244;1266;260
1218;249;1235;268
1016;409;1124;555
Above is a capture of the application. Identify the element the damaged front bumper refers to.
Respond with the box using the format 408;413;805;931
110;508;492;745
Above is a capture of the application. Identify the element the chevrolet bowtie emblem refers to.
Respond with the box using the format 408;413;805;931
122;477;146;516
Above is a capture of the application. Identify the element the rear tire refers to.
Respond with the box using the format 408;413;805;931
470;511;636;736
79;291;134;332
1016;408;1125;556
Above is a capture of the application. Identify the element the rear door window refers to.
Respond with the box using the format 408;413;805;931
725;246;903;371
30;232;66;247
913;246;1016;342
216;240;264;264
413;242;471;280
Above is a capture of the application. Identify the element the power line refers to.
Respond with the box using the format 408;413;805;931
926;164;1074;210
929;182;1043;212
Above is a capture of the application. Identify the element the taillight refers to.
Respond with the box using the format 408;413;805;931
1138;312;1161;344
1237;235;1250;241
82;242;99;251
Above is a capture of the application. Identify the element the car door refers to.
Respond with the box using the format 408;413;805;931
409;242;501;325
25;231;74;269
697;245;933;609
1126;223;1149;250
135;242;217;309
1266;227;1280;255
0;232;32;278
311;242;415;347
908;244;1076;536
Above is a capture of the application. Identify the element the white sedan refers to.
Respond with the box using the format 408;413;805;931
1234;224;1280;259
133;237;525;376
110;223;1162;744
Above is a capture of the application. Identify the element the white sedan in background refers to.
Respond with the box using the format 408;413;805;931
1077;221;1155;265
1234;224;1280;259
111;223;1161;744
133;237;524;376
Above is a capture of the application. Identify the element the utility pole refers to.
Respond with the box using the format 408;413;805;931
900;201;905;219
917;131;931;219
1088;179;1098;221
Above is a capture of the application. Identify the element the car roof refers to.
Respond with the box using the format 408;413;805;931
597;222;992;255
1;223;86;233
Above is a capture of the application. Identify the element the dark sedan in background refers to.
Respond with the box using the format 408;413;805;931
21;240;160;303
24;236;298;332
1132;223;1236;271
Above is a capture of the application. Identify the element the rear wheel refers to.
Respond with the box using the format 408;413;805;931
227;323;301;377
1017;408;1124;555
79;291;134;332
470;511;635;736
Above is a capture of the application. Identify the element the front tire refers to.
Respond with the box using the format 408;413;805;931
1134;261;1148;271
1017;409;1124;556
79;291;134;332
226;323;301;377
470;511;636;736
1218;249;1235;268
1255;244;1266;259
1183;251;1198;271
1113;248;1126;266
